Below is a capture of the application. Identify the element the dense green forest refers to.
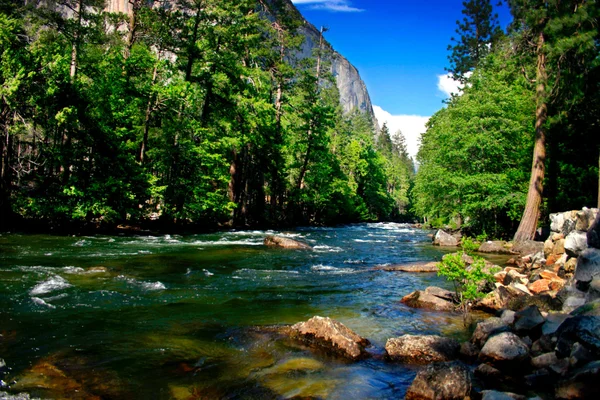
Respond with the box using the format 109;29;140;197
0;0;414;231
1;0;599;237
413;0;600;239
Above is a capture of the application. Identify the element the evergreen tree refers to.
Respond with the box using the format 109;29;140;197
447;0;503;81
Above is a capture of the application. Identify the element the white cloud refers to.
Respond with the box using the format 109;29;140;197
373;105;429;160
292;0;364;12
436;72;471;98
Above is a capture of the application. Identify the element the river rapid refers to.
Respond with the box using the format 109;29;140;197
1;223;472;399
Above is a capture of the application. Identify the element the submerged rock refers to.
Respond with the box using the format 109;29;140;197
264;235;311;250
481;391;526;400
401;288;455;312
555;360;600;399
385;334;460;364
290;316;369;360
405;362;471;400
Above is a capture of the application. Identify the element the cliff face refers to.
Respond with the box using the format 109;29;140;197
102;0;375;119
273;1;376;119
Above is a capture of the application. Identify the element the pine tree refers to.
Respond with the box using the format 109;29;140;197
447;0;503;81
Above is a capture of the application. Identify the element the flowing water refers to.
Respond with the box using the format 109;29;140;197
0;223;475;399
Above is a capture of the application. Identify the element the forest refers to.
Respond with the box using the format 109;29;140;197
0;0;599;239
0;0;414;231
414;0;600;240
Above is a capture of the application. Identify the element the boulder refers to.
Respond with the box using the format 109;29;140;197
401;289;455;312
471;318;510;348
575;207;597;232
574;248;600;284
564;257;578;273
530;352;558;369
570;299;600;316
290;316;369;360
564;231;588;257
405;362;472;400
264;235;311;250
555;316;600;358
588;211;600;249
503;270;528;286
474;285;522;313
376;262;439;272
512;305;545;334
543;238;554;257
479;332;530;365
512;241;544;256
528;279;551;295
459;342;479;362
433;230;459;246
541;313;569;336
586;279;600;302
555;360;600;399
424;286;456;302
569;342;594;368
550;212;566;234
481;391;526;400
478;241;515;255
531;335;555;357
385;334;460;364
500;309;516;325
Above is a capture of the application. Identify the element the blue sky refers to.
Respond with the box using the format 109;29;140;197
291;0;513;157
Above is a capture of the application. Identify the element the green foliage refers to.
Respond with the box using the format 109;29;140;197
0;1;411;230
437;247;494;315
413;41;535;237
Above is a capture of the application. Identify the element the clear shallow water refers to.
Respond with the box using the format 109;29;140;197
0;223;469;399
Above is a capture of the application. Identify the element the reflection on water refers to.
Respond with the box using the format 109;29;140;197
0;223;476;399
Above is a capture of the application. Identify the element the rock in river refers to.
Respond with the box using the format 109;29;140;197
375;261;439;272
401;287;456;312
290;316;369;360
264;235;311;250
433;230;459;246
405;362;472;400
385;334;460;364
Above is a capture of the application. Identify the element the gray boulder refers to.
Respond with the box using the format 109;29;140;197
555;316;600;358
405;362;471;400
588;211;600;249
385;334;460;364
471;318;510;348
564;231;588;257
574;248;600;284
512;305;545;333
576;207;598;231
479;332;530;365
433;230;459;246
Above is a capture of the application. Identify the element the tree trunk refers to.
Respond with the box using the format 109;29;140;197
70;0;83;82
514;31;547;242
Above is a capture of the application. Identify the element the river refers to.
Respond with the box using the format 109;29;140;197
0;223;474;399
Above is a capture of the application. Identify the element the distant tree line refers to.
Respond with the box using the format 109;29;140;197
0;0;414;231
413;0;600;240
